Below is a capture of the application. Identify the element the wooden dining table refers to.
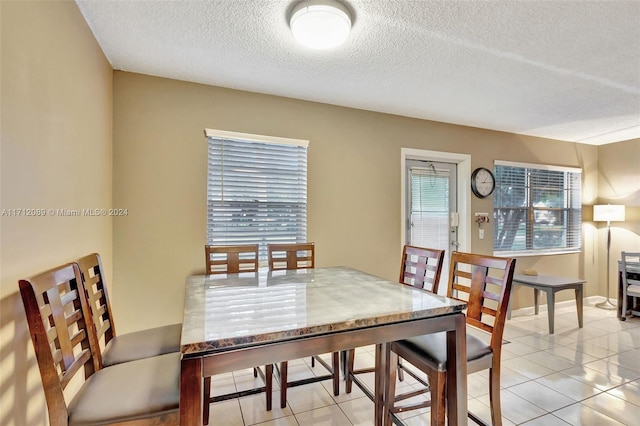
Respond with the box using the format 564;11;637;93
179;266;468;425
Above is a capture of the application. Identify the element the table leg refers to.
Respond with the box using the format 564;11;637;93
534;289;539;315
180;356;203;426
576;286;584;328
547;290;555;334
446;313;468;425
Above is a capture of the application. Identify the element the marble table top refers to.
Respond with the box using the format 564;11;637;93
181;266;466;355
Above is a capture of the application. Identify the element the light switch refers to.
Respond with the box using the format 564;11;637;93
479;228;485;239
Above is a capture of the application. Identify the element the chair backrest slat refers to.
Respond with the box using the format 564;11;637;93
446;251;516;347
19;262;99;424
399;245;445;293
206;244;259;274
622;252;640;286
268;243;315;270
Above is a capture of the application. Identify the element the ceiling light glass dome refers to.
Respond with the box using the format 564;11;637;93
290;0;352;50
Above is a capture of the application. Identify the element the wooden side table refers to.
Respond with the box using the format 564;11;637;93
507;274;586;334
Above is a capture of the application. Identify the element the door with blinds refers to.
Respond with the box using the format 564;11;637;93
406;160;458;294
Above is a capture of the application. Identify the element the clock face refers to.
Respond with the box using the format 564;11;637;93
471;168;495;198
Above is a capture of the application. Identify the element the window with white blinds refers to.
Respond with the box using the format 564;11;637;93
409;166;451;250
206;130;308;261
493;160;582;256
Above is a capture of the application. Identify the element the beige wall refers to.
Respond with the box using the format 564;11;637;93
112;71;609;332
0;1;112;424
595;139;640;299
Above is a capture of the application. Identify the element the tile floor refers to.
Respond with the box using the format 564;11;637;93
206;299;640;425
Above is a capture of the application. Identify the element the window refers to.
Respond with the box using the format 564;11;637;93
493;160;582;256
206;129;308;261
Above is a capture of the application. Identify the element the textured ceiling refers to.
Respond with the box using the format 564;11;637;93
76;0;640;145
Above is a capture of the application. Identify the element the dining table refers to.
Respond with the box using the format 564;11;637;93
179;266;468;425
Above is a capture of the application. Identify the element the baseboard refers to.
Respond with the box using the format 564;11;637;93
508;295;604;318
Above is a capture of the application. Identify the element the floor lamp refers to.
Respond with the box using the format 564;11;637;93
594;204;626;310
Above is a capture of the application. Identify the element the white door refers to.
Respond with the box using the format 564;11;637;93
406;160;458;294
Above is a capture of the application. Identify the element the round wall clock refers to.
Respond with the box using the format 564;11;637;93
471;167;495;198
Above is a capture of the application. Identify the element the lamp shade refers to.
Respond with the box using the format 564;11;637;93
593;204;625;222
290;0;352;49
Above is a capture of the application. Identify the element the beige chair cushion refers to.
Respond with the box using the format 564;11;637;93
102;323;182;367
68;352;180;425
395;331;492;372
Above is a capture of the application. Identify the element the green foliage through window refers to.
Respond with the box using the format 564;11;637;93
493;161;582;255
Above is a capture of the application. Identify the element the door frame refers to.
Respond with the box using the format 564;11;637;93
401;148;471;254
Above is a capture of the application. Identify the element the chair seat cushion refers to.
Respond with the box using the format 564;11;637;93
102;323;182;367
395;331;492;372
68;352;180;425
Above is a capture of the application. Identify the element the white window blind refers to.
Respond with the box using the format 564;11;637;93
206;132;308;261
409;166;450;250
493;161;582;256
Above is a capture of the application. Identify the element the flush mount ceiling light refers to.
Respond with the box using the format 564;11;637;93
290;0;352;49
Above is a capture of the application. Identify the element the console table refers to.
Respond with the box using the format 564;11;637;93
507;274;586;334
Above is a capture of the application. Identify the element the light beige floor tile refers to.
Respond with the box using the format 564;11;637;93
544;345;598;365
285;382;335;414
582;392;640;425
293;404;352;426
208;399;245;426
553;403;624;426
500;340;540;356
520;414;570;425
466;396;515;426
503;356;556;379
211;373;238;396
473;389;547;424
522;350;577;371
494;364;533;388
239;391;293;425
534;372;602;401
511;334;555;350
582;358;640;382
338;396;374;426
508;380;575;411
605;379;640;406
560;365;629;392
253;416;299;426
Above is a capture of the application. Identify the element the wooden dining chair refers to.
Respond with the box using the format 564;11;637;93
345;245;445;393
19;262;179;426
205;244;259;274
267;243;340;408
268;242;315;270
76;253;181;368
384;251;515;426
203;244;273;423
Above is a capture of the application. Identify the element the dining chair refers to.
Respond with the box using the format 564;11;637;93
203;244;273;423
345;245;445;393
620;251;640;320
19;262;179;425
268;242;315;270
384;251;516;426
205;243;260;274
267;243;340;408
76;253;181;368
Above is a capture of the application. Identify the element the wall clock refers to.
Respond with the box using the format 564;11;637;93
471;167;495;198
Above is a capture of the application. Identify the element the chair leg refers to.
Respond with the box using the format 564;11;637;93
488;366;503;426
203;376;211;425
397;357;404;381
345;349;355;393
332;351;340;396
253;367;258;377
430;371;446;426
280;361;288;409
311;356;315;367
265;364;273;411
